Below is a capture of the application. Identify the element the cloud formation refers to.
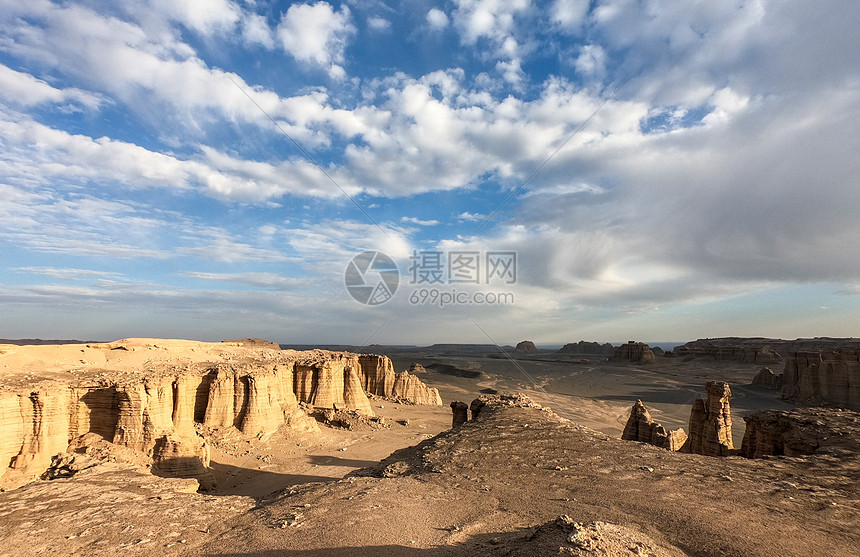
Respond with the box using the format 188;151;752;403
1;0;859;343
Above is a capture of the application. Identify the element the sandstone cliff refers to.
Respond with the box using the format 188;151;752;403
356;354;396;398
781;350;860;410
621;400;687;451
611;341;655;364
682;381;734;456
0;339;441;490
391;371;443;405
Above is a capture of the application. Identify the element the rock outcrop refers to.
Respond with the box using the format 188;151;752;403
751;367;782;389
781;350;860;410
515;340;538;353
357;354;396;398
450;401;468;427
621;400;687;451
557;341;614;355
611;341;655;364
740;407;860;458
391;371;442;405
0;339;441;489
683;382;734;456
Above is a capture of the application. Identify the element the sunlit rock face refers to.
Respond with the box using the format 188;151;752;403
0;340;440;489
683;382;734;457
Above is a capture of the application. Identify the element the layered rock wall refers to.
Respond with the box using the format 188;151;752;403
357;354;396;398
0;345;440;489
781;350;860;410
392;371;443;405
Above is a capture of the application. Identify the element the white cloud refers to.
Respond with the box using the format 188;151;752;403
0;64;105;110
551;0;589;30
400;216;440;226
150;0;241;35
367;17;391;31
574;44;606;77
457;211;489;222
426;8;449;29
276;2;355;74
180;272;303;290
241;12;276;48
452;0;529;45
15;267;126;281
451;0;530;85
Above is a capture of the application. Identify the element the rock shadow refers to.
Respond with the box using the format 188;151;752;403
207;461;337;500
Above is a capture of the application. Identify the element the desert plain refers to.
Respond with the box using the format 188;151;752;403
0;338;857;556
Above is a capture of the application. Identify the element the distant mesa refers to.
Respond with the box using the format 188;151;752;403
515;340;538;353
611;341;655;364
408;363;426;373
556;341;614;355
221;338;281;349
673;338;783;363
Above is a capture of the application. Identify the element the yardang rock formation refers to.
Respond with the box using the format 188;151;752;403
0;339;441;490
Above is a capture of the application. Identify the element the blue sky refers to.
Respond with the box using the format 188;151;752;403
1;0;859;345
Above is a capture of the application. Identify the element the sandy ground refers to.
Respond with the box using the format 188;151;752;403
206;401;450;499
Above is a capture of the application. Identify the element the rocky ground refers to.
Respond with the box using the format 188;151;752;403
4;395;856;556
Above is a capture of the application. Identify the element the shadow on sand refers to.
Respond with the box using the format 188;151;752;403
207;461;339;499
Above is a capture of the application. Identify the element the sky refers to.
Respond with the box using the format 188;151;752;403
0;0;859;346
